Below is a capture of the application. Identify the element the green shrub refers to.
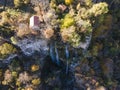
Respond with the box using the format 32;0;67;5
14;0;30;8
0;43;17;58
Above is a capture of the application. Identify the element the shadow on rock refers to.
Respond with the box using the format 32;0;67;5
40;56;75;90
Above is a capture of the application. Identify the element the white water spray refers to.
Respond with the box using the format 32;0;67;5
65;45;69;74
55;42;60;65
50;42;56;62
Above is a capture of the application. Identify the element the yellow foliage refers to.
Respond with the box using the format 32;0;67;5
31;64;40;72
16;81;21;86
14;0;23;7
65;0;73;5
14;0;30;7
2;81;7;85
89;2;108;16
91;45;99;56
61;26;75;42
25;87;33;90
0;11;10;25
17;24;31;37
0;69;2;77
43;29;54;39
10;37;18;44
50;0;57;8
85;0;93;6
23;0;30;4
12;71;18;77
0;43;17;56
61;14;75;28
61;33;69;42
32;78;41;85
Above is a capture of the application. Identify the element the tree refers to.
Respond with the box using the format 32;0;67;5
14;0;23;7
14;0;30;8
0;43;17;58
3;0;7;10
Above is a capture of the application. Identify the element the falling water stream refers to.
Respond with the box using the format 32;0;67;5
50;42;55;62
65;44;69;74
49;42;60;65
55;42;60;65
49;34;92;74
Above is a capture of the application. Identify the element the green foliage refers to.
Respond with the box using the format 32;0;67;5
10;36;18;44
0;1;119;89
85;0;93;6
93;14;112;39
76;19;92;33
56;0;65;4
89;2;108;17
61;26;81;47
23;0;30;4
14;0;30;8
14;0;23;7
32;78;41;85
53;0;109;47
61;14;75;28
65;0;73;5
50;0;57;8
50;0;64;6
6;8;22;17
0;11;10;25
69;32;81;47
9;59;21;71
0;43;17;58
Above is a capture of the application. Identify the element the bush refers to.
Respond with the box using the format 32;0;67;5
16;23;31;37
14;0;24;8
14;0;30;8
0;43;17;58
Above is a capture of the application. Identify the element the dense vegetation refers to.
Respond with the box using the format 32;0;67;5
0;0;120;90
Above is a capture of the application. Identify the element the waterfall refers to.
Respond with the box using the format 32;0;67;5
74;48;78;60
65;45;69;74
50;42;60;65
50;42;56;62
78;34;92;57
82;34;92;57
65;44;69;59
66;61;69;74
55;42;60;65
0;54;18;64
78;36;91;49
